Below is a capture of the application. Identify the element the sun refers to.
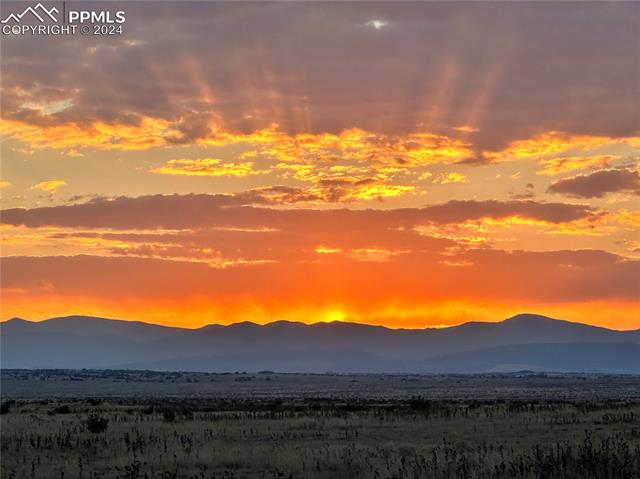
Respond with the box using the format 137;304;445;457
321;308;347;323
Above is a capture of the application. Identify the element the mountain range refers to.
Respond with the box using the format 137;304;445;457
1;314;639;373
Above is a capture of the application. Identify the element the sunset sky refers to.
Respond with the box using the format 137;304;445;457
1;1;639;329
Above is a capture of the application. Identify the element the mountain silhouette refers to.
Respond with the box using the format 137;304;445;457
1;314;638;373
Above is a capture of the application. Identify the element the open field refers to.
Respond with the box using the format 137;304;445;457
2;370;640;478
4;369;640;401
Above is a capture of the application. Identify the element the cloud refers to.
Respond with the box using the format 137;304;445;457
452;125;479;134
547;169;640;198
2;119;475;170
152;158;263;177
1;117;172;151
0;194;598;231
536;155;617;176
231;186;323;205
509;183;535;200
31;179;66;193
1;2;638;153
433;172;467;184
7;198;627;267
313;177;414;202
485;133;639;163
420;199;595;225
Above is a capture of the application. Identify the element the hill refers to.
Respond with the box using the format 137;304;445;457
1;314;638;373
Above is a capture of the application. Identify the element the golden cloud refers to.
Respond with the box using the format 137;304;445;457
31;179;66;193
485;132;640;162
1;117;174;150
1;117;474;168
536;155;617;176
433;172;467;184
202;126;475;167
311;177;414;202
152;158;263;177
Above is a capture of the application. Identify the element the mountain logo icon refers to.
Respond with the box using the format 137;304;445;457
1;3;59;24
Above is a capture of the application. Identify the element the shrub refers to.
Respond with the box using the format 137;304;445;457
52;405;72;414
0;400;14;415
85;413;109;433
162;409;176;423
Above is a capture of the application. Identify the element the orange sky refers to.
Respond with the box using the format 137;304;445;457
1;2;639;330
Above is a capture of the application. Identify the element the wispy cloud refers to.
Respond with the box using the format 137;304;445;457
536;155;617;176
31;179;66;193
152;159;264;177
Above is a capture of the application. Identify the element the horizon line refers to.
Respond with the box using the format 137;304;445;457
3;313;639;333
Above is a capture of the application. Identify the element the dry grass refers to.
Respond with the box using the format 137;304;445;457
2;395;639;478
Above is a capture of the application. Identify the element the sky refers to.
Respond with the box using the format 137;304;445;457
0;1;639;329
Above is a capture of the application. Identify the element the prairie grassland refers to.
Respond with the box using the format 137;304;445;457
2;395;640;478
4;369;640;401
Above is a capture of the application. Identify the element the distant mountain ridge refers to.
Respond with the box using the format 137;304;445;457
2;314;639;373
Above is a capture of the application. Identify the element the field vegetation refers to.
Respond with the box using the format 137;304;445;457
2;391;640;478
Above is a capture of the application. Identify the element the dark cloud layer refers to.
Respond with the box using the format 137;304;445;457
0;193;597;230
1;2;638;149
548;169;640;198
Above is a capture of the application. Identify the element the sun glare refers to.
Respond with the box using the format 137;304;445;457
321;308;347;323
